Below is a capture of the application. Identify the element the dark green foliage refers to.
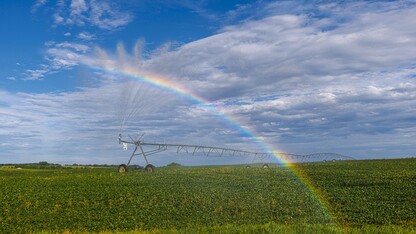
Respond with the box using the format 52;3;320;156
165;162;182;167
299;159;416;227
0;161;63;169
0;158;414;233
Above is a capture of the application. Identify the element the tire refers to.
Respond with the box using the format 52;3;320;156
118;164;128;173
262;163;269;169
145;164;155;173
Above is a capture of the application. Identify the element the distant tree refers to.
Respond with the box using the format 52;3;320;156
167;162;182;167
38;161;49;166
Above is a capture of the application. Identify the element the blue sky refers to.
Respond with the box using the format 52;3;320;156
1;0;416;165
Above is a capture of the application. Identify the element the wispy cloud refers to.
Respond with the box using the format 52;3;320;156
88;0;133;30
77;32;96;41
31;0;48;13
45;0;133;30
23;68;49;81
22;41;90;80
27;0;133;81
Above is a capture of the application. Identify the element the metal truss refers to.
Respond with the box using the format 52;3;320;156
278;152;355;162
118;135;354;168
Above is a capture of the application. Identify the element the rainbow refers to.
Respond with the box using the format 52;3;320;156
83;57;338;224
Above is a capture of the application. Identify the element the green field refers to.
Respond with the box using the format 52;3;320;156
0;158;415;233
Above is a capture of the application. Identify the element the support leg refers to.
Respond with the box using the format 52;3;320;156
138;144;149;165
127;146;138;166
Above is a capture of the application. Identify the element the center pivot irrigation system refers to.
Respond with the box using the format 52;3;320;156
117;134;355;173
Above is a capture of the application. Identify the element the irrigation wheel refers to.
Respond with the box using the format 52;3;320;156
262;163;269;169
118;164;128;173
145;164;155;173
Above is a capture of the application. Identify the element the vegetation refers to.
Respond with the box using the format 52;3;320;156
299;159;416;227
165;162;183;167
0;161;63;169
0;158;415;233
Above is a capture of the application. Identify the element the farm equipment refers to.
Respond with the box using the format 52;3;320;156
117;134;272;173
117;134;355;173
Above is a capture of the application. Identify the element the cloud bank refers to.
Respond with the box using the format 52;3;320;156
2;1;416;165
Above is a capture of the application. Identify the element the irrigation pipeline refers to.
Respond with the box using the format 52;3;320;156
119;136;355;163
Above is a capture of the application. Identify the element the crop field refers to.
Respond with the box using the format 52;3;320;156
0;158;415;233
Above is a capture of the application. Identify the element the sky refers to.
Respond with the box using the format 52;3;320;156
1;0;415;166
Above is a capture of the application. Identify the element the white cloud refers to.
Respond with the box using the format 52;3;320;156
145;5;416;100
53;13;64;24
22;42;90;81
31;0;48;13
88;0;133;30
77;32;95;41
40;0;133;30
28;1;133;83
52;41;90;52
23;69;49;81
46;42;90;69
70;0;88;17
